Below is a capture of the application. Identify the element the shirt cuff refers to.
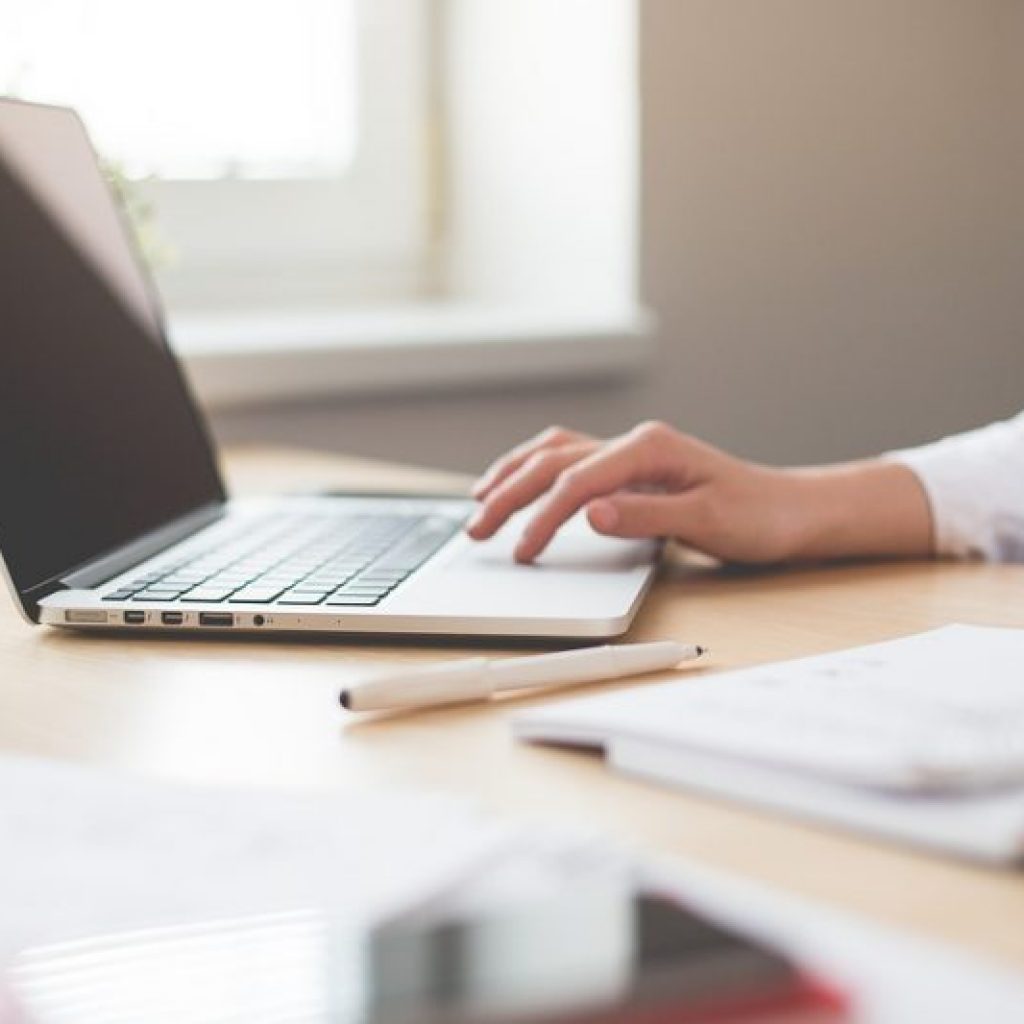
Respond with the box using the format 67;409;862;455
883;415;1024;562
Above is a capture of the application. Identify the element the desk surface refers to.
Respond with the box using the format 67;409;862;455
2;446;1024;969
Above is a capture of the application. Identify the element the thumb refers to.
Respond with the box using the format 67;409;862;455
587;492;706;541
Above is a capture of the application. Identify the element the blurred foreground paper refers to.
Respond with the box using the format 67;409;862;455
0;755;515;969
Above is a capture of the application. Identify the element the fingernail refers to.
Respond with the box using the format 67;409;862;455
513;530;537;561
589;499;619;531
514;544;535;564
466;513;485;536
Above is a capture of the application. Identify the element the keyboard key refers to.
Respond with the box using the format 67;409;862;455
181;587;237;603
322;569;369;581
325;594;383;606
132;589;186;601
102;590;137;601
277;593;328;605
228;585;289;604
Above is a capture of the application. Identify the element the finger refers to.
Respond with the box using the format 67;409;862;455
472;427;588;500
467;443;593;540
513;429;683;562
587;492;706;540
471;426;589;500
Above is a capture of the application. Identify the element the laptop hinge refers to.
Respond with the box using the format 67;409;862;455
60;502;226;591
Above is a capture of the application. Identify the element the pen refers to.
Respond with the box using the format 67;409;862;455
339;640;707;712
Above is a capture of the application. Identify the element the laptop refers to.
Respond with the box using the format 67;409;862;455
0;98;658;641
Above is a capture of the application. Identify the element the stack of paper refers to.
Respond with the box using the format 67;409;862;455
515;625;1024;864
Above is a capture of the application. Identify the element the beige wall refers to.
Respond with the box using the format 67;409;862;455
213;0;1024;472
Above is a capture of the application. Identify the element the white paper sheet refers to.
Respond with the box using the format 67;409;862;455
520;625;1024;792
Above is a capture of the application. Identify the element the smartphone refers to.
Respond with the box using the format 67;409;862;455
354;889;848;1024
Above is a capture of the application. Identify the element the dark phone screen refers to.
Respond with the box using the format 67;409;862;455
0;121;223;603
360;891;809;1024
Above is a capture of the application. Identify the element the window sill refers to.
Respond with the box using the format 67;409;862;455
171;304;655;410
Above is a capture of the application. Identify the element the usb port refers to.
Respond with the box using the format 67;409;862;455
161;611;184;626
123;610;146;625
199;612;234;628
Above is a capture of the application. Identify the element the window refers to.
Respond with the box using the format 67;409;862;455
0;0;432;310
1;0;357;179
2;1;647;406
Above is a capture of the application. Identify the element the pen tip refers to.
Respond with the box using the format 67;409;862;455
697;646;707;657
339;690;351;710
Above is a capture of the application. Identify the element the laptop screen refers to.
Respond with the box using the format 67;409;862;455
0;101;224;607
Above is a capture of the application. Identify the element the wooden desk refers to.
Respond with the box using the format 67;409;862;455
2;446;1024;970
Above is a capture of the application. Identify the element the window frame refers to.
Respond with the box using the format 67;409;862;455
170;0;652;411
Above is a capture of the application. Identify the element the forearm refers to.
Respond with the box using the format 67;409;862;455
785;460;935;561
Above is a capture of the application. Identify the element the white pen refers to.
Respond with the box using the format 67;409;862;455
339;640;707;712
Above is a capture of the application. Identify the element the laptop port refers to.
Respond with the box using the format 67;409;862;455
65;609;108;625
161;611;184;626
123;610;146;625
199;612;234;628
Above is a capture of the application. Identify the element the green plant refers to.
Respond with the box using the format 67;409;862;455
100;160;176;271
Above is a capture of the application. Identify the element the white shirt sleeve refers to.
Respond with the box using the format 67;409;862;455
884;412;1024;562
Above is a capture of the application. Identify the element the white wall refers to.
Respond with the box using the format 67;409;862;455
443;0;638;314
212;0;1024;472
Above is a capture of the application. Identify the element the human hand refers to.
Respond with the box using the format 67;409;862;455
466;422;810;564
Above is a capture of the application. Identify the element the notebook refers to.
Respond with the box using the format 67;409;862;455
514;625;1024;865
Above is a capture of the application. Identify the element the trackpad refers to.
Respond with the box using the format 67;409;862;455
383;509;657;623
452;511;656;574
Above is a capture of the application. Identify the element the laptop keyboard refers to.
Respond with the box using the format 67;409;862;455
102;512;461;608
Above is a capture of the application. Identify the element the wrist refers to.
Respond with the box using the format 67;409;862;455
772;469;834;561
783;461;934;561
